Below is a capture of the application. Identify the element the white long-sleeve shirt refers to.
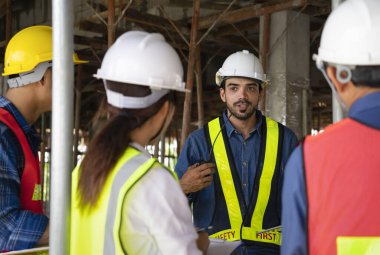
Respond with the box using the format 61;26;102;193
120;144;202;255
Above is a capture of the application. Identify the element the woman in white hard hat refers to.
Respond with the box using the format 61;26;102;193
70;31;208;255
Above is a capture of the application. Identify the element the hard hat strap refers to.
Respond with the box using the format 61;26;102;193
7;61;52;88
104;80;169;109
315;60;349;112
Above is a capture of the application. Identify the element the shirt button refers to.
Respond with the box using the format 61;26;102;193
243;161;247;167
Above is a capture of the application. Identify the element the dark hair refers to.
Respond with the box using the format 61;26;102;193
78;81;170;208
352;65;380;88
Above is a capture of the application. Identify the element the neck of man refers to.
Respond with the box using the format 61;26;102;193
5;86;41;125
346;86;380;109
228;110;257;140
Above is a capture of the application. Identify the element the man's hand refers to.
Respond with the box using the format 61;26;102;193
180;162;215;194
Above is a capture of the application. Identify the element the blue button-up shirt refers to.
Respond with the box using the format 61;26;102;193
0;96;48;251
175;110;298;254
281;91;380;255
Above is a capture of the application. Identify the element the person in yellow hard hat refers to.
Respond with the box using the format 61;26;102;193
71;30;208;255
0;25;86;252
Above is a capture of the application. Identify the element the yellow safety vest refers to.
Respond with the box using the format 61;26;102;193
208;116;282;246
70;147;176;255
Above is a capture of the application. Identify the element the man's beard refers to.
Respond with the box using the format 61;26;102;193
226;98;258;120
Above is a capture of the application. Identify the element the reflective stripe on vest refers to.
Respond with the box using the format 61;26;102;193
337;237;380;255
0;108;43;213
70;147;176;255
208;116;281;246
304;118;380;255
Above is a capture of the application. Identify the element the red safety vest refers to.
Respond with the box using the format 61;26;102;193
304;118;380;255
0;108;43;214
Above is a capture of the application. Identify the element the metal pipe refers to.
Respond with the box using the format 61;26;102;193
332;0;345;122
180;0;200;150
51;0;74;254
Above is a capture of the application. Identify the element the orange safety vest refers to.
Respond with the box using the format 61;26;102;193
0;108;43;214
304;118;380;255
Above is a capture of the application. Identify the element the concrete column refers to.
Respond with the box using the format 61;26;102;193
265;10;310;139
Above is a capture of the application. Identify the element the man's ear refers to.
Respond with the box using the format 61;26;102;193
259;86;264;99
38;72;47;86
220;87;226;103
326;66;347;94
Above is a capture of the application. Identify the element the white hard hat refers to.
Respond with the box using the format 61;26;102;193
313;0;380;66
95;31;186;109
215;50;267;87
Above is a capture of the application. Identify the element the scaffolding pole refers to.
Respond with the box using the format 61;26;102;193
331;0;345;122
50;0;74;254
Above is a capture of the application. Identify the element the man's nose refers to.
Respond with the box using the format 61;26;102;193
238;88;249;99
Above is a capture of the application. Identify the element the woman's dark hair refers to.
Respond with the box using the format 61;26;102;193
78;81;171;208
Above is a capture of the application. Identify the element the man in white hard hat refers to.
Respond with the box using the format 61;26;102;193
0;26;86;252
281;0;380;254
175;50;298;255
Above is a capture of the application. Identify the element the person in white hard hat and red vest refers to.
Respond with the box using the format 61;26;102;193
70;30;209;255
175;50;298;255
0;26;86;252
281;0;380;254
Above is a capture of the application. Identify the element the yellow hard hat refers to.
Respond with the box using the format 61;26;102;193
2;25;87;76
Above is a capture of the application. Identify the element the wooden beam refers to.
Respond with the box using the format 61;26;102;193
168;0;239;11
259;14;270;112
107;0;115;47
86;7;189;35
198;0;307;30
213;19;260;37
181;0;200;150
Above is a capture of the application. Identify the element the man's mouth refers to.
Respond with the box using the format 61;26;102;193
234;100;251;111
236;103;248;111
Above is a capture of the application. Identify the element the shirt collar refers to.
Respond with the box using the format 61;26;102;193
130;142;152;157
348;91;380;128
222;110;264;138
